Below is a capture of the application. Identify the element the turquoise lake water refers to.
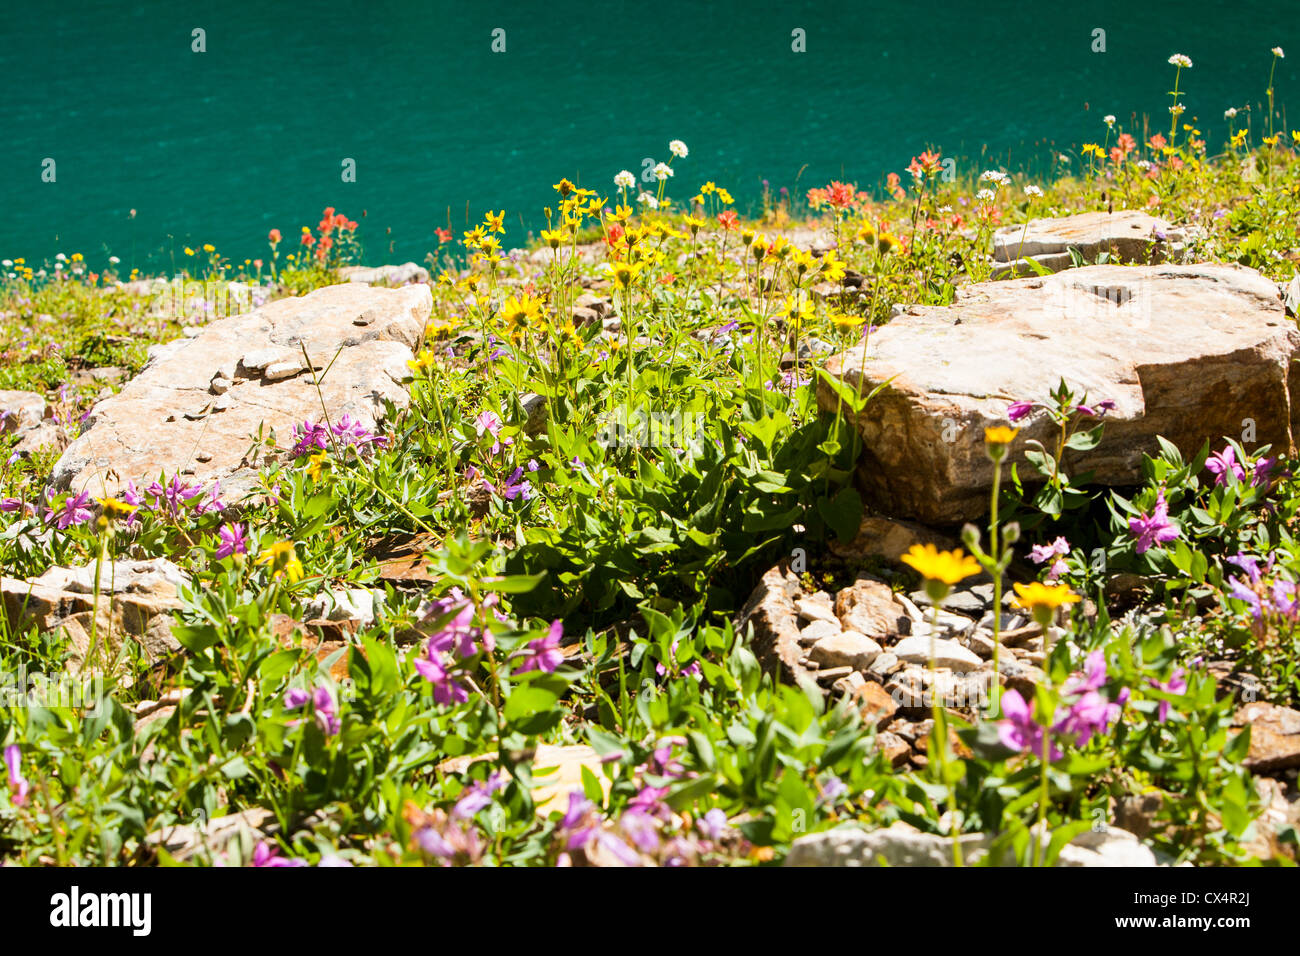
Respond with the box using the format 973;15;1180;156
0;0;1294;271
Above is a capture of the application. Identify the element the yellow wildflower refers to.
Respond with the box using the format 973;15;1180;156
901;544;980;603
257;540;304;583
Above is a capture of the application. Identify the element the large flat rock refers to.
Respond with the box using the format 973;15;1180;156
53;282;431;499
992;211;1186;276
819;263;1298;523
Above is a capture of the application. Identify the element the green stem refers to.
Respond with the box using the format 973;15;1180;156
929;601;962;867
989;462;1003;715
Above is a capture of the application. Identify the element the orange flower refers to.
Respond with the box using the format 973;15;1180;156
717;210;739;231
268;228;282;243
826;180;856;210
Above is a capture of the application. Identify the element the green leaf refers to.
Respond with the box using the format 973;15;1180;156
816;487;863;543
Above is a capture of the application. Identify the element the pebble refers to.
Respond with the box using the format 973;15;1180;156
798;619;842;646
810;630;882;671
891;635;984;672
866;651;900;680
796;595;839;625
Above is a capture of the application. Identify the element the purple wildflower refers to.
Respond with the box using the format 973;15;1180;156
620;810;661;855
996;690;1062;760
415;648;470;706
214;522;248;560
122;481;145;527
1029;536;1070;565
1128;489;1179;554
312;686;340;735
195;481;225;515
1007;400;1034;422
1063;650;1108;695
558;791;600;851
252;842;309;867
1149;668;1187;722
5;744;29;807
501;466;533;502
1253;456;1283;490
147;476;202;515
283;687;311;709
817;775;849;806
475;410;503;454
515;620;564;675
627;784;671;821
1056;691;1113;747
1205;446;1246;487
48;490;93;529
291;420;330;456
697;808;729;842
451;772;505;821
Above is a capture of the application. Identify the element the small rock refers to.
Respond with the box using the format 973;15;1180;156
834;577;909;641
263;361;303;381
871;732;911;767
810;630;882;671
866;652;900;680
1056;827;1158;867
798;619;842;646
994;659;1048;698
851;681;899;725
0;390;46;434
891;635;983;672
1232;702;1300;772
833;670;867;696
785;822;992;867
302;588;383;626
795;595;838;625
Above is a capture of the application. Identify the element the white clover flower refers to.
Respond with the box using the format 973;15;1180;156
1168;53;1192;68
54;262;63;270
56;252;67;261
636;191;659;209
979;169;1010;187
1169;103;1186;115
108;255;120;264
668;140;688;158
938;205;953;214
1272;47;1285;58
652;162;673;181
1136;160;1152;170
976;188;995;201
1025;185;1043;197
1058;154;1071;164
614;170;636;189
1;260;10;267
1104;114;1116;126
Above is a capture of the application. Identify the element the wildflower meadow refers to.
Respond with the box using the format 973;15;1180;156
2;39;1300;891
